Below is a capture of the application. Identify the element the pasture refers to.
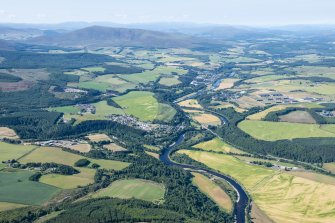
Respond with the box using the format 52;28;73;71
0;202;26;212
192;172;233;212
91;179;165;203
40;168;96;189
193;137;245;154
113;91;176;122
180;150;335;223
0;170;60;205
159;76;181;86
19;146;130;171
0;142;37;167
238;120;335;141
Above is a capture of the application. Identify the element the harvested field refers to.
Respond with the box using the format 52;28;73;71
279;110;316;124
145;151;159;159
103;143;127;152
86;133;111;142
180;150;335;223
178;99;202;109
192;172;233;212
192;113;221;126
216;78;240;90
69;144;91;153
0;127;19;139
324;163;335;174
250;202;274;223
193;137;245;154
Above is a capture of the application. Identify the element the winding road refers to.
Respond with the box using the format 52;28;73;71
160;134;249;223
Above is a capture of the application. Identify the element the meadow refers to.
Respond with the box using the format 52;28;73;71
238;120;335;141
192;172;232;212
0;170;60;205
0;142;37;169
91;179;165;203
180;150;335;223
113;91;176;122
159;76;181;86
193;137;245;154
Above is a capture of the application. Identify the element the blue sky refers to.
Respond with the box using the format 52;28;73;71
1;0;335;25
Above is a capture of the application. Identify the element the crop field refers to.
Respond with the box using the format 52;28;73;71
0;127;19;139
192;113;221;126
178;99;202;109
291;66;335;80
247;103;324;120
91;179;165;203
0;142;37;168
235;96;265;109
69;144;91;153
159;76;181;86
103;143;127;152
193;137;245;154
216;78;240;90
19;146;130;171
238;120;335;141
279;110;316;124
192;172;232;212
113;91;175;122
323;163;335;174
180;150;335;223
40;168;96;189
86;133;111;142
0;202;26;212
0;170;60;205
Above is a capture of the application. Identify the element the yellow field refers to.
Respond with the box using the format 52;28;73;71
216;78;240;90
247;103;324;120
192;113;221;126
0;202;26;212
103;143;127;152
19;147;130;170
40;168;96;189
180;150;335;223
145;151;159;159
193;137;245;154
0;127;19;139
69;144;91;153
192;172;233;212
86;133;111;142
324;163;335;174
178;99;202;109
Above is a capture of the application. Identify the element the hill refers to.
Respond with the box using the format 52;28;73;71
27;26;207;48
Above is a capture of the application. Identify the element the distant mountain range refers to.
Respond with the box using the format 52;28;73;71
26;26;212;48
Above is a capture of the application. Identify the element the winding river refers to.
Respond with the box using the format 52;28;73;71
160;134;249;223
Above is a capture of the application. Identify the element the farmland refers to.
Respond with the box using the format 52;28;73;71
180;150;335;223
279;110;316;124
0;127;19;139
0;142;37;168
192;172;233;212
19;146;130;171
215;78;240;90
159;76;181;86
193;137;246;154
113;91;176;122
0;170;60;205
91;179;165;203
238;120;335;141
178;99;202;109
191;113;221;126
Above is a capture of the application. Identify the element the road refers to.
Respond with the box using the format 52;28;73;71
160;134;249;223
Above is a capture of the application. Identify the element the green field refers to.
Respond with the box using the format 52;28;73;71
48;105;80;114
40;168;96;189
81;66;106;73
238;120;335;141
19;146;130;171
113;91;176;122
180;150;335;223
159;76;181;86
0;170;60;205
0;142;37;169
121;66;187;84
91;179;165;203
0;202;27;212
193;137;245;154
